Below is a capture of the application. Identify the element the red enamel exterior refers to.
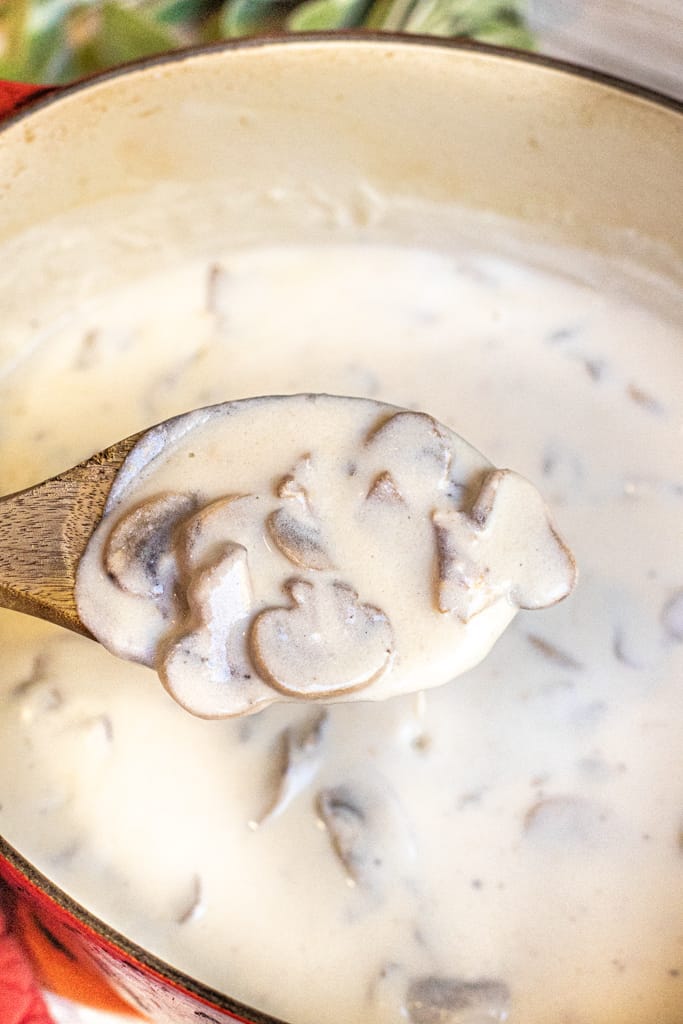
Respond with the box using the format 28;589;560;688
0;81;49;119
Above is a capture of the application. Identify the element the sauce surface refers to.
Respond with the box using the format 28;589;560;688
0;215;681;1024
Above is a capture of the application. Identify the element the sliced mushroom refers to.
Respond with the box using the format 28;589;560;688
267;507;334;572
159;544;274;718
366;471;405;505
527;633;583;671
363;410;453;506
179;493;260;572
104;492;196;600
433;469;577;622
523;794;609;847
250;578;394;699
627;382;663;415
366;411;452;476
254;711;328;826
662;589;683;642
267;454;334;569
276;454;313;510
316;776;415;893
406;975;510;1024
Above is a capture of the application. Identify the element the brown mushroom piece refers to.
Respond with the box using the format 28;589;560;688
363;411;453;506
104;492;196;600
179;493;262;572
406;975;511;1024
276;453;314;509
267;507;334;572
250;578;394;698
433;469;577;622
523;794;611;848
315;776;415;894
254;711;328;826
267;455;334;571
662;589;683;642
366;470;405;506
159;543;275;718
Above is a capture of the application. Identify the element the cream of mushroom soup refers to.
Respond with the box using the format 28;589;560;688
0;201;681;1024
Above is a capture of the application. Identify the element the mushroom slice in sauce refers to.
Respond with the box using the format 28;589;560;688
433;469;577;622
104;492;196;600
365;470;405;506
316;776;415;893
179;493;262;572
276;453;314;509
662;589;683;642
526;633;583;671
406;975;511;1023
364;411;452;505
267;507;334;572
254;711;328;826
250;578;394;698
159;544;274;718
523;794;610;847
267;453;334;570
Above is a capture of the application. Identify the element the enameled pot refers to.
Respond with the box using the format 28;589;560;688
0;35;681;1023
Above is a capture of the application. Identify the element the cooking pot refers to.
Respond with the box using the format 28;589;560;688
0;35;681;1024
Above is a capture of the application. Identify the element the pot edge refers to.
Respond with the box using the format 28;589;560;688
0;32;681;135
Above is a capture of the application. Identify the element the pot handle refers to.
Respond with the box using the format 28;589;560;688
0;81;55;121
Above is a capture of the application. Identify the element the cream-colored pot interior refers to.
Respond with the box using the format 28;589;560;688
1;37;682;285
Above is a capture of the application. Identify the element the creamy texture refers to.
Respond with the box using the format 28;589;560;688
0;216;682;1024
76;396;575;717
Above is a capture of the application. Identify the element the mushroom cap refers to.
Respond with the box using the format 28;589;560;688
250;578;394;699
434;469;577;622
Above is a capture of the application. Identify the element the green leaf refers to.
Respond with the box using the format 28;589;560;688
473;18;535;49
0;8;68;83
143;0;215;26
363;0;416;30
219;0;282;37
404;0;529;36
95;2;178;65
1;0;30;56
287;0;369;31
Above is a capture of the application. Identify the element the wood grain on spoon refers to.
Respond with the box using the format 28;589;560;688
0;433;142;635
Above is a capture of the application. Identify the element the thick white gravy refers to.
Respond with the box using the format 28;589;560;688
0;227;682;1024
75;395;575;718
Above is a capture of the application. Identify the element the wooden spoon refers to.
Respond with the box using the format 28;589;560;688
0;394;577;695
0;432;142;636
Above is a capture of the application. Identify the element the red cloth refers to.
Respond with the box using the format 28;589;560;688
0;898;53;1024
0;80;48;121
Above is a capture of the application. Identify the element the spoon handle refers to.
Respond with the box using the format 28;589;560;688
0;437;138;635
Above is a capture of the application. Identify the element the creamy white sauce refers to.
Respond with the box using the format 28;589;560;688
0;216;682;1024
76;395;575;717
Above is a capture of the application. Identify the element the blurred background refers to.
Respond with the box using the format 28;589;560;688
0;0;681;97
